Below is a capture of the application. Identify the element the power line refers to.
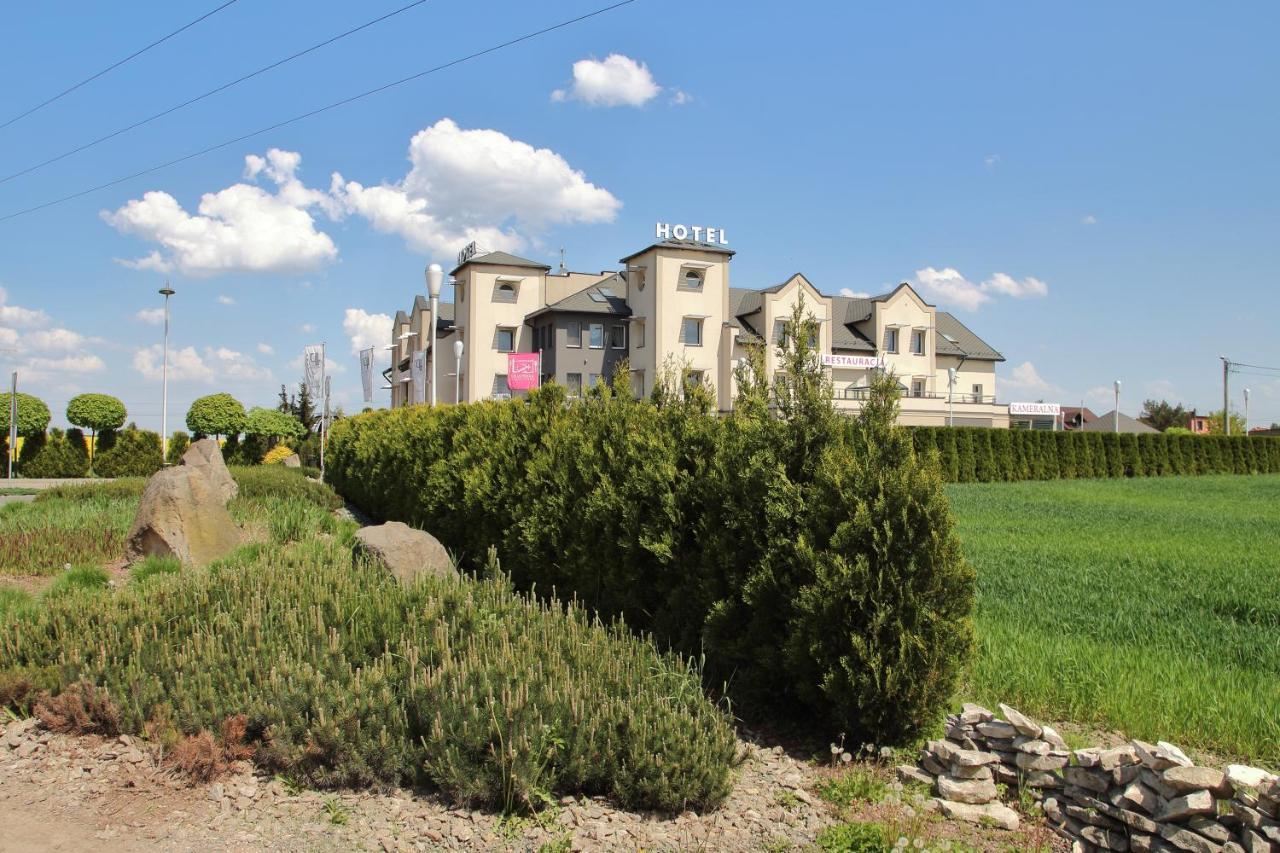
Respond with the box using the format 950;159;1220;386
1;0;242;131
0;0;437;187
0;0;639;223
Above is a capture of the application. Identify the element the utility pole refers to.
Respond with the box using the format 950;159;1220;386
159;283;175;462
7;371;16;480
1220;356;1230;436
1113;380;1121;433
1244;387;1250;435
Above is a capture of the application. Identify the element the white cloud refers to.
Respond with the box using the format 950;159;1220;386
551;54;661;107
131;344;270;383
839;287;871;298
670;89;692;106
1000;361;1067;400
27;354;105;374
1081;214;1098;225
135;307;166;325
300;323;315;334
343;308;391;355
1145;378;1180;400
287;353;345;374
332;118;620;258
984;154;1001;169
217;294;235;305
102;149;338;277
257;342;275;356
25;328;86;351
912;267;1049;311
0;286;50;328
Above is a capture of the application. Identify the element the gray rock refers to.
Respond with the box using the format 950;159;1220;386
1016;750;1069;772
281;453;302;468
1095;801;1161;834
1158;789;1216;822
1185;817;1231;844
951;748;1000;768
1163;766;1230;797
950;763;994;781
1136;740;1193;771
1081;825;1131;851
920;751;947;776
1226;765;1276;791
959;703;994;725
1024;770;1062;789
1099;745;1141;771
1064;766;1111;794
1128;833;1160;852
352;522;456;588
1158;823;1221;853
181;438;237;504
1119;781;1164;815
977;720;1017;740
936;773;998;805
926;739;960;763
998;703;1043;738
125;466;243;567
1241;829;1269;853
1074;747;1103;767
895;765;934;787
935;798;1020;830
1040;725;1068;749
1143;767;1182;800
1013;736;1054;756
1066;803;1122;829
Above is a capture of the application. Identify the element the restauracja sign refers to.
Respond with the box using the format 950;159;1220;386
821;354;884;369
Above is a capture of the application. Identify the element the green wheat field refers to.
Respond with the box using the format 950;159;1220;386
949;474;1280;764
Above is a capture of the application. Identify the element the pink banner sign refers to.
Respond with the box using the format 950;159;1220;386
507;352;541;391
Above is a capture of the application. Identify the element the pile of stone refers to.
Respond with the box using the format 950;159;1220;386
898;702;1280;852
125;438;242;567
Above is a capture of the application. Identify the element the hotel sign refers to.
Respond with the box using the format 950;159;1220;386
1010;402;1061;416
457;241;481;267
821;354;884;369
656;222;728;245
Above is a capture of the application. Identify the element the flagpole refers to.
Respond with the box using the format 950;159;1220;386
319;343;327;479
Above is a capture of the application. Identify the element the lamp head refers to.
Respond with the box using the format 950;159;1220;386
159;284;175;296
426;263;444;298
453;339;464;359
1114;379;1121;393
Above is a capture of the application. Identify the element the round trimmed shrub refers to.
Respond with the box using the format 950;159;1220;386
186;393;246;439
0;392;52;437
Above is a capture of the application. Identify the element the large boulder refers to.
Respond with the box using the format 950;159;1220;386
182;438;237;504
281;453;301;468
353;522;455;587
125;466;242;566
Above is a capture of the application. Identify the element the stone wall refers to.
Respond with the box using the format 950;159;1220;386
899;702;1280;852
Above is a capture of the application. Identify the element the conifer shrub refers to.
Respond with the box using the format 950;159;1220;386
0;537;735;812
18;428;90;477
167;430;190;465
93;425;163;478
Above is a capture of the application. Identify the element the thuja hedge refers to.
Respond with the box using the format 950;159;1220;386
0;538;736;812
326;375;974;745
908;426;1280;483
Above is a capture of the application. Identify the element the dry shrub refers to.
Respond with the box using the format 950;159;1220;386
166;715;255;783
35;681;121;736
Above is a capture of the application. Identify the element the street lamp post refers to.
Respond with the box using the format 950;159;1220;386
425;264;443;406
1244;387;1250;435
159;284;175;462
453;339;465;404
947;367;956;427
1113;379;1121;433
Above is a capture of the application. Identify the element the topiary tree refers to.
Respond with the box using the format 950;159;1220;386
65;393;127;470
185;393;246;441
244;407;306;443
0;392;52;437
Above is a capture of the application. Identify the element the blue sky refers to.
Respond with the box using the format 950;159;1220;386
2;1;1277;431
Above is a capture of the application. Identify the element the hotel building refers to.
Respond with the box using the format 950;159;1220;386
388;228;1011;427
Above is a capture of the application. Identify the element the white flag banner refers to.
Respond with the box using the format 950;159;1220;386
410;350;426;404
303;344;325;402
359;347;375;403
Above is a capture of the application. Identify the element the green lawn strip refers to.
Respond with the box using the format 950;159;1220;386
0;486;140;575
949;474;1280;764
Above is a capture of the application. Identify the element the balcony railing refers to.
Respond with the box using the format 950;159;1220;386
834;389;1000;405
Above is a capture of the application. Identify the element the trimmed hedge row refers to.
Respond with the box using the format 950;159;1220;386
327;377;975;745
908;427;1280;483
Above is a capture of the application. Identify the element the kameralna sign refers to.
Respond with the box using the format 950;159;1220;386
1009;402;1062;416
655;222;729;245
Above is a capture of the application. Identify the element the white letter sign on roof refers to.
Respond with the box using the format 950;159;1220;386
656;222;728;245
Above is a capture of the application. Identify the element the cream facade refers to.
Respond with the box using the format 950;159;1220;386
389;236;1010;427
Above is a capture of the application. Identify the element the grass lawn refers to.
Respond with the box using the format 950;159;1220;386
0;480;145;575
949;474;1280;765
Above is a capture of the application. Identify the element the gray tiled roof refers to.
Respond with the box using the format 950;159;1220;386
526;273;632;319
1081;411;1159;434
619;239;736;264
935;313;1003;361
450;250;552;277
394;310;409;326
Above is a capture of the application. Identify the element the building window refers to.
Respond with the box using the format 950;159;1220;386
684;369;705;396
495;327;515;352
589;323;604;349
609;323;627;349
680;316;703;346
588;373;601;389
773;319;787;345
635;320;645;348
972;383;984;402
911;379;926;398
883;327;899;353
492;375;511;400
630;370;644;399
494;281;518;303
910;330;925;355
566;373;582;397
567;321;581;348
680;269;703;291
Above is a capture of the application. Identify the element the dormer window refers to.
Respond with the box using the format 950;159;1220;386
494;280;518;303
680;269;703;291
